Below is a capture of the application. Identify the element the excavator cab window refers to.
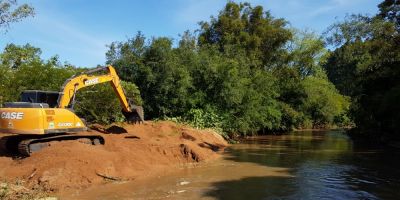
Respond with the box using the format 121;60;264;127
2;90;60;108
20;90;61;108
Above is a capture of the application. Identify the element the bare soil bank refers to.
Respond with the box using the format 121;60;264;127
0;121;227;197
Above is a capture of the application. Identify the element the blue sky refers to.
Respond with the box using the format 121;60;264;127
1;0;381;67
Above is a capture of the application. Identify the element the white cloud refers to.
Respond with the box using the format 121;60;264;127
37;17;108;57
2;0;380;67
1;0;112;67
331;0;361;6
6;9;113;67
307;0;368;17
175;0;225;26
307;5;337;18
174;0;340;25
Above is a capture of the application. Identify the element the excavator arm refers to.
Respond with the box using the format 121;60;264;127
57;65;144;123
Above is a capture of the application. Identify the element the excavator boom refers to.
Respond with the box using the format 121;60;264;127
58;66;144;123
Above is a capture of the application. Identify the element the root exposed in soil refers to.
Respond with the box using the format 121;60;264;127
0;121;227;196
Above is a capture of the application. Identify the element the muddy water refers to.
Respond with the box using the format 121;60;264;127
64;130;400;200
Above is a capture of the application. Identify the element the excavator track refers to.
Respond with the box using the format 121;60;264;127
17;141;30;157
0;134;105;157
0;137;9;153
0;135;23;155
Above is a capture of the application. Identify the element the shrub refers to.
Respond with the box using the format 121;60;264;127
74;81;142;124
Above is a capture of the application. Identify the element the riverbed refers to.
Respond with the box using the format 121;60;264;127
62;130;400;200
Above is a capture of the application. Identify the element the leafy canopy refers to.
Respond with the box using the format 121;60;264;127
0;0;34;31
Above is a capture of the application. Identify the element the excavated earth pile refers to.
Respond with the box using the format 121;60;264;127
0;121;227;194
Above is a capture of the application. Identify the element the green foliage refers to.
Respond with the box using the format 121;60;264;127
74;81;142;124
106;2;349;135
378;0;400;30
274;30;349;130
198;1;292;68
301;77;350;128
183;107;224;130
288;30;329;78
108;36;194;118
0;43;41;69
0;44;75;102
0;0;34;31
325;2;400;140
279;102;305;130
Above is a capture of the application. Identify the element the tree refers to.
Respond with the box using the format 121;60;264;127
106;32;146;83
107;35;194;119
0;44;76;101
0;43;41;69
0;0;34;31
325;6;400;140
105;1;351;135
288;30;329;78
198;1;292;69
301;76;349;128
194;47;282;133
324;14;396;96
276;30;349;129
378;0;400;30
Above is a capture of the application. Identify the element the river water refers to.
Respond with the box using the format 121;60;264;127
67;130;400;200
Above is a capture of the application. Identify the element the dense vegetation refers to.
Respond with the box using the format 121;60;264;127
105;2;350;135
1;0;397;141
324;0;400;142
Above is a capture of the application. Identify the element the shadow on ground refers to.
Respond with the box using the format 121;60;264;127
202;176;295;200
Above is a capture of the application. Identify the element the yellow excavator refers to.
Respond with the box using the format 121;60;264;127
0;65;144;156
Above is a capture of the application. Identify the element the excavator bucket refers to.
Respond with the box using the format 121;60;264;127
123;105;144;124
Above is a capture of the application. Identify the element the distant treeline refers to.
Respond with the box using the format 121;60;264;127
1;1;397;140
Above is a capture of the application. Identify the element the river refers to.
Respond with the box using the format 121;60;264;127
64;130;400;200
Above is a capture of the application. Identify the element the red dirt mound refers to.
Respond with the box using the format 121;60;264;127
0;121;227;192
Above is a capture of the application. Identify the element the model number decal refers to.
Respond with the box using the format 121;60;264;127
1;112;24;120
84;78;99;85
58;122;73;127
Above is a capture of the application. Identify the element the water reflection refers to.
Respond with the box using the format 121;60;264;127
204;131;400;200
67;131;400;200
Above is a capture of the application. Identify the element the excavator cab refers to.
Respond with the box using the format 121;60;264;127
20;90;61;108
3;90;60;109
